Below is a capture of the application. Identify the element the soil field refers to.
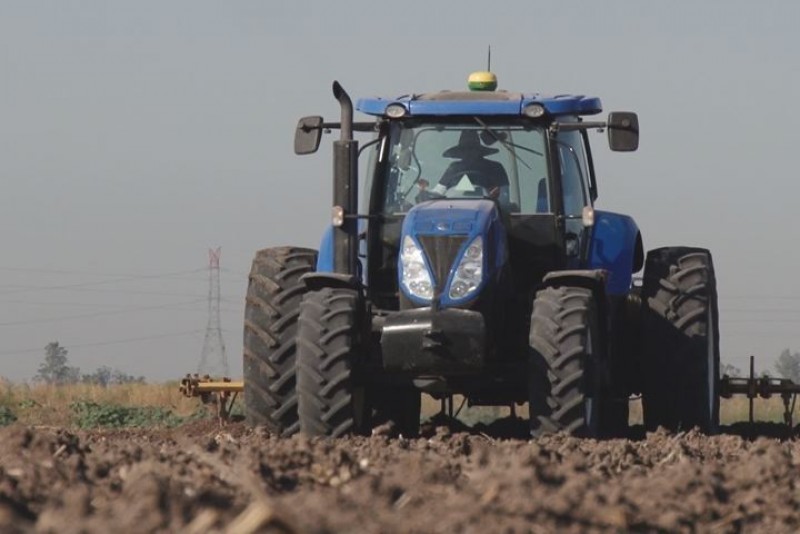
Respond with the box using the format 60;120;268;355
1;419;800;533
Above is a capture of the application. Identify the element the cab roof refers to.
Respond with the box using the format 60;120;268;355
356;89;603;118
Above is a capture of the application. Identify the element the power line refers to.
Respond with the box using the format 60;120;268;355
0;266;244;285
0;329;205;356
0;297;229;310
0;268;206;296
720;319;800;324
0;286;207;298
0;266;203;278
221;267;251;277
0;298;141;309
721;308;800;313
0;298;207;327
721;295;800;301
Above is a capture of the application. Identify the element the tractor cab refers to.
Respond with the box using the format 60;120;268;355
351;73;638;312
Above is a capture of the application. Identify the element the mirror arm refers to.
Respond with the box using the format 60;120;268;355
551;121;607;133
302;122;376;133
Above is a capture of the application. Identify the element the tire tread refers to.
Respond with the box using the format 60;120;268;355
243;246;317;436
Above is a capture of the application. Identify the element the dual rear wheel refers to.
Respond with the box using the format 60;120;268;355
242;247;317;436
528;246;719;437
245;264;420;438
641;247;719;433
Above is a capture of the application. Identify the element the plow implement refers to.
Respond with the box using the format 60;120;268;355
179;374;243;423
180;354;800;436
720;356;799;433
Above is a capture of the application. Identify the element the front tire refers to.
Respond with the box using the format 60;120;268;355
296;287;368;437
641;247;719;433
243;247;316;435
529;286;602;437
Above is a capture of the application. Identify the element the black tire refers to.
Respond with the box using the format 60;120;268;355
641;247;719;433
529;286;602;437
371;388;421;437
296;287;368;437
243;247;317;435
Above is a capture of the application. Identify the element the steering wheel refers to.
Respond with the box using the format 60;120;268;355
415;169;500;203
447;168;492;188
443;169;501;199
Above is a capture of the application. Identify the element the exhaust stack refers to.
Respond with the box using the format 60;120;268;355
331;81;359;276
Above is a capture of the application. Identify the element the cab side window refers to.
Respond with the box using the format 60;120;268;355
556;129;592;215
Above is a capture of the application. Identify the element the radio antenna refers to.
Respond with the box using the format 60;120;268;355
487;45;492;71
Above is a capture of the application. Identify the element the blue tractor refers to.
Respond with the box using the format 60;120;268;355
243;72;720;438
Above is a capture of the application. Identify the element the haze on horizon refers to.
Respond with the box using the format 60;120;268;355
1;1;799;382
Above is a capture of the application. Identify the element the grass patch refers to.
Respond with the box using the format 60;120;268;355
69;400;187;429
0;405;17;426
0;382;217;428
1;382;796;430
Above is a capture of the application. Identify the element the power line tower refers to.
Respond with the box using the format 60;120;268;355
198;247;229;377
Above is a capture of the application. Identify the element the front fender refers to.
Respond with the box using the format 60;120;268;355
587;211;643;296
315;219;368;275
316;226;335;273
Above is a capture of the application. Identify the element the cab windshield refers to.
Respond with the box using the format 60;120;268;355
383;121;549;214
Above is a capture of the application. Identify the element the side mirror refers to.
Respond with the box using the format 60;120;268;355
607;112;639;152
294;116;324;155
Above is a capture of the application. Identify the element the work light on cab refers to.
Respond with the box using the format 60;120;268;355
523;103;546;118
385;104;407;118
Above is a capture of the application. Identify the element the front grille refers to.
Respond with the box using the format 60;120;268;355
417;235;468;292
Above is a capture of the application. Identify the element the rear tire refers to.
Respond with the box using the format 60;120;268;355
296;287;368;437
641;247;719;433
529;286;602;437
242;247;316;435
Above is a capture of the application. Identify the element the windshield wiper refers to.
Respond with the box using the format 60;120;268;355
472;117;543;170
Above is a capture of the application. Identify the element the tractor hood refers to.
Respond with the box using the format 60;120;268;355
398;199;508;308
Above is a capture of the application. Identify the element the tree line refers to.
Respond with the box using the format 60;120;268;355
35;341;145;386
32;341;800;386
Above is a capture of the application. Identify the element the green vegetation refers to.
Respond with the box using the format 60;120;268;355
0;405;17;426
0;378;794;430
0;381;216;428
69;400;188;429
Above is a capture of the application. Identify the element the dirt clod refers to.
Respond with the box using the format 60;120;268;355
0;421;798;532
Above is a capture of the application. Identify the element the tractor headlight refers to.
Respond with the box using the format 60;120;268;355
400;235;434;300
449;237;483;300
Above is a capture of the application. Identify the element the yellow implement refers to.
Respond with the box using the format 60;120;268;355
180;374;243;423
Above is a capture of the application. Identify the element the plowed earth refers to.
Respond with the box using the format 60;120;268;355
1;419;799;533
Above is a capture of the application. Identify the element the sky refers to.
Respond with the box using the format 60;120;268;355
1;1;799;381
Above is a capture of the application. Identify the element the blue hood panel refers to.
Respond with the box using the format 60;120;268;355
406;199;494;235
400;199;507;307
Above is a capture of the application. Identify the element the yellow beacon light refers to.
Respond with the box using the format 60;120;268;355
468;71;497;92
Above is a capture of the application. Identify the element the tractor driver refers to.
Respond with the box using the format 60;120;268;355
431;130;509;199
